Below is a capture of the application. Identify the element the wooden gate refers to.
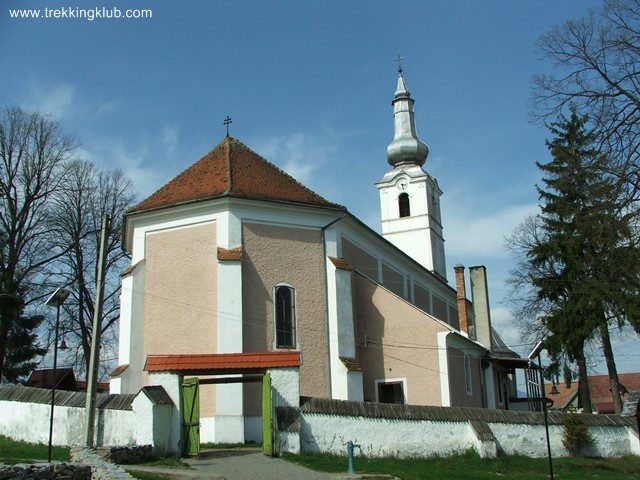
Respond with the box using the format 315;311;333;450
182;377;200;457
262;373;273;456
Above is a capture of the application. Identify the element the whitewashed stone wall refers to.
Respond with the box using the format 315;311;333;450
293;398;640;459
0;386;172;456
0;400;135;447
270;367;301;455
301;413;473;457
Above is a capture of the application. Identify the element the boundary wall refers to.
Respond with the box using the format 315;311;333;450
281;397;640;459
2;378;639;460
0;386;172;456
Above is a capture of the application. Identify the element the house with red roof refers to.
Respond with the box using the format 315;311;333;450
110;67;523;443
546;373;640;414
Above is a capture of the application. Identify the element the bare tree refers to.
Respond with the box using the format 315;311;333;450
0;107;76;382
531;0;640;193
52;160;136;380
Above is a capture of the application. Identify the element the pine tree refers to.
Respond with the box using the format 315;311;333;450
532;109;640;413
0;288;46;383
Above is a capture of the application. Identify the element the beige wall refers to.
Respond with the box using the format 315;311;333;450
144;222;218;355
447;346;485;408
352;273;447;406
241;222;328;406
143;223;218;414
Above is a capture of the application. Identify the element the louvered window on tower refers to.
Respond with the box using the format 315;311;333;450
275;285;296;348
399;193;410;217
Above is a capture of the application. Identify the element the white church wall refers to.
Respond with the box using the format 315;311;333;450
114;261;146;395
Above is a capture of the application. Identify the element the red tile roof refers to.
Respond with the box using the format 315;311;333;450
217;246;243;261
110;364;129;377
329;257;353;271
26;368;76;391
545;373;640;412
545;382;578;410
588;373;640;404
144;351;301;374
129;137;342;214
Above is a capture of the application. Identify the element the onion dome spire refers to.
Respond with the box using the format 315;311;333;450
386;60;429;167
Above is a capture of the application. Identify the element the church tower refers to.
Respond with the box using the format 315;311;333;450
376;64;446;279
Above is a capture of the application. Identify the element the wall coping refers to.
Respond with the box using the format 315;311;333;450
299;396;638;429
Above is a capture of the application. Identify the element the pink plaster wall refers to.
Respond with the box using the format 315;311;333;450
352;273;447;406
144;223;217;354
447;346;485;408
143;223;218;414
241;222;328;413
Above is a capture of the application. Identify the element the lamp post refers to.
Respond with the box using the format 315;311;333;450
45;287;70;463
529;341;554;480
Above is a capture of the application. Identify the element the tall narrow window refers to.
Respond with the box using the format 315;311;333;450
275;285;296;348
399;193;410;217
464;354;473;395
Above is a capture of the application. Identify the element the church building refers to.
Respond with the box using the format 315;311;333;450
111;66;521;443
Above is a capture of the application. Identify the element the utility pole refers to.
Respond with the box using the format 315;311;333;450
84;213;109;447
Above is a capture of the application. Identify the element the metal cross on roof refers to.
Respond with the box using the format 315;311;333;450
224;116;232;137
394;53;406;73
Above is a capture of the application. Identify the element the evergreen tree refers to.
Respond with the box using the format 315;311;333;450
531;109;640;413
0;288;46;383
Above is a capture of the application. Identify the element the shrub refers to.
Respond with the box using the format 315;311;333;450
562;413;594;456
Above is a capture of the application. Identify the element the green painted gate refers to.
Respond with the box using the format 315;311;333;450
262;373;273;456
182;377;200;457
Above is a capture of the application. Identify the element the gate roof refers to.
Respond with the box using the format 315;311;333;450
144;351;301;375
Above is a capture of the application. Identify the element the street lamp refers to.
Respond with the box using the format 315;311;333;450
528;340;554;480
45;287;70;463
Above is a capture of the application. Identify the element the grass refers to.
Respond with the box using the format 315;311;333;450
284;449;640;480
0;435;70;464
3;435;639;480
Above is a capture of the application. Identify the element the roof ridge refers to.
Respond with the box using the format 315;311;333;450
127;136;343;215
227;137;331;202
225;136;233;195
128;139;229;213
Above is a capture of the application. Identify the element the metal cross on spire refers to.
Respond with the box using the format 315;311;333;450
224;116;232;137
394;53;406;73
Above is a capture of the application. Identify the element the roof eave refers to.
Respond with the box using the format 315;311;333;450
123;194;346;252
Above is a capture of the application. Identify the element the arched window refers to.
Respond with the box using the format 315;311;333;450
275;285;296;348
399;193;410;218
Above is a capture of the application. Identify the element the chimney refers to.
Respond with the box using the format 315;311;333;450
453;265;469;335
469;265;493;351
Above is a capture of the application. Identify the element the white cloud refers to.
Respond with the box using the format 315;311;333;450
80;134;177;198
443;194;538;259
161;124;179;157
491;306;525;354
23;81;76;119
252;132;336;186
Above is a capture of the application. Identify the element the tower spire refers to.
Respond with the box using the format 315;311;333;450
386;60;429;168
376;60;446;279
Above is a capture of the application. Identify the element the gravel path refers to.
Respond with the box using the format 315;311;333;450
183;448;337;480
124;448;344;480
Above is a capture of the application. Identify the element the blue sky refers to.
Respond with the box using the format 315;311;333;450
2;0;637;373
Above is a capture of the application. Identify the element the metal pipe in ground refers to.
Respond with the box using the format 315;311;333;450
345;440;361;474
